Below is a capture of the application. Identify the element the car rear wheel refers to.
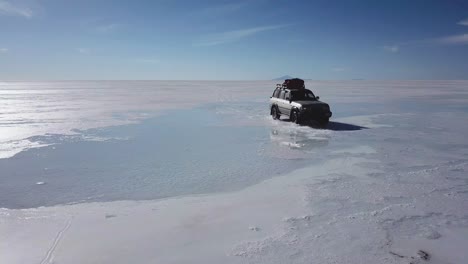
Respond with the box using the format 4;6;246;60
271;106;280;120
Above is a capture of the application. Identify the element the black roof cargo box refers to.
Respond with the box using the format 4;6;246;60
283;78;304;89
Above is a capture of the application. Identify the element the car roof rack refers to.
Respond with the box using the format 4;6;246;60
276;78;305;90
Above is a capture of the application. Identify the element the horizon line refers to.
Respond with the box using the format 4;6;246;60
1;79;468;82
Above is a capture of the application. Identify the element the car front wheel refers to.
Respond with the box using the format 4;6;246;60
319;118;329;127
290;110;301;124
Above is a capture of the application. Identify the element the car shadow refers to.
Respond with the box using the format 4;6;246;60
322;121;368;131
281;118;367;131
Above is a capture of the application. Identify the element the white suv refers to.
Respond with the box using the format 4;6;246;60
269;79;332;126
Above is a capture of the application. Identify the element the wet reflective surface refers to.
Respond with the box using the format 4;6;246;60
0;105;339;209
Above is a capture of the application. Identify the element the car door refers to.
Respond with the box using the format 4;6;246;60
283;90;293;115
270;88;281;109
277;90;292;116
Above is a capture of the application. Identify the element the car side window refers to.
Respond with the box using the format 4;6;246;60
279;90;285;99
285;92;290;100
273;89;280;98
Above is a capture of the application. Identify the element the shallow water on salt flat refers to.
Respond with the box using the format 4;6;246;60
0;103;347;209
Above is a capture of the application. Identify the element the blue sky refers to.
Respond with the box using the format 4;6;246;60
0;0;467;80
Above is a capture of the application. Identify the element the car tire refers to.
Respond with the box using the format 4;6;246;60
271;106;280;120
290;110;301;124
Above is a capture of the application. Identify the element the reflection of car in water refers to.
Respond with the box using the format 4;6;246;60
270;129;329;151
269;78;332;126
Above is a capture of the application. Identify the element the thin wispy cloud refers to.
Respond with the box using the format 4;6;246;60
385;33;468;50
383;45;399;53
134;58;160;64
77;48;89;54
195;24;290;46
332;67;345;72
192;0;268;17
457;18;468;26
435;33;468;45
196;2;246;16
287;39;305;43
0;0;33;18
96;23;119;33
385;18;468;49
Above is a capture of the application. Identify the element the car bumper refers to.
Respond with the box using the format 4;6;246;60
299;110;332;120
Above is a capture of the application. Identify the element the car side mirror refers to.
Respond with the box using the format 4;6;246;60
316;96;320;100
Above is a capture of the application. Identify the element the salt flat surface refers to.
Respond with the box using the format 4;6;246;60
1;80;468;263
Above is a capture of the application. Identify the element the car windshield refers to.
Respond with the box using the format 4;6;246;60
290;90;316;101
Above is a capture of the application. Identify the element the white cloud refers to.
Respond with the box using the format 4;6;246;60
77;48;89;54
0;48;8;53
96;23;119;33
0;0;33;18
457;18;468;26
435;33;468;45
332;67;345;72
383;31;468;50
195;24;290;46
383;45;399;53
